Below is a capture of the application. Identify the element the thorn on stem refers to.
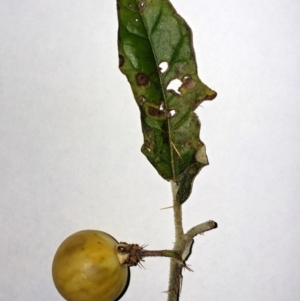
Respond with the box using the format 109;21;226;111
160;205;174;210
183;264;194;272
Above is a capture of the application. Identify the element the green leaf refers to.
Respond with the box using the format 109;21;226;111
117;0;217;203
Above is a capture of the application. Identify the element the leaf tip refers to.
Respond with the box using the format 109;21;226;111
204;90;217;101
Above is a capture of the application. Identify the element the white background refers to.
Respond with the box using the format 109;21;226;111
1;0;299;300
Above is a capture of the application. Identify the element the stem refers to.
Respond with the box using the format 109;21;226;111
116;183;218;300
171;181;184;239
167;181;183;301
167;260;183;300
167;182;218;301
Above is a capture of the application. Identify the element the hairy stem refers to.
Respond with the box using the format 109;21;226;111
167;181;183;301
116;183;218;300
167;182;218;301
171;181;184;239
168;260;183;301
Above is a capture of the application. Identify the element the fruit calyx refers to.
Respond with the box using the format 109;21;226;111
116;242;145;267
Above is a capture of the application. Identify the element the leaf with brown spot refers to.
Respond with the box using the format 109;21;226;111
117;0;216;203
135;73;149;86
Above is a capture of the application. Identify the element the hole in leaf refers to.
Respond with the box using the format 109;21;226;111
169;110;176;117
135;18;139;22
159;62;168;73
166;79;182;95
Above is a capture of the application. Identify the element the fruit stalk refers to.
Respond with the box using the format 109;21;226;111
116;243;184;267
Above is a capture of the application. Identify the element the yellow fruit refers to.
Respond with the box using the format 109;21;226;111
52;230;129;301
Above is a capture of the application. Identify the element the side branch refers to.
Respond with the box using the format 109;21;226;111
183;220;218;242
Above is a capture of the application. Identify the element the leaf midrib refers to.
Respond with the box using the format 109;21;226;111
136;0;177;181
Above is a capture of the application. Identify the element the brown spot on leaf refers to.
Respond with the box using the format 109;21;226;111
138;96;147;105
135;73;149;86
203;91;217;101
181;76;196;90
143;140;152;152
138;1;146;12
147;106;170;119
144;140;150;148
196;91;217;106
119;54;124;68
195;145;208;164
